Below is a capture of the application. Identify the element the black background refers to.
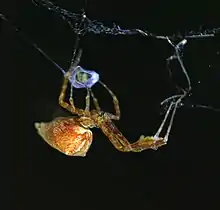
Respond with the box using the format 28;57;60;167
1;0;220;209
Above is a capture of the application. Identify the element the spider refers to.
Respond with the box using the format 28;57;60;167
0;14;179;156
34;48;180;157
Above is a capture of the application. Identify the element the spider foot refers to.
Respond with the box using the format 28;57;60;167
137;135;167;151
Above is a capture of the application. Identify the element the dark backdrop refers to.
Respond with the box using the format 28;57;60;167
1;0;220;209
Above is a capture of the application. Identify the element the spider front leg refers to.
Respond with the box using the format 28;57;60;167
69;83;91;113
59;71;79;114
133;96;181;151
85;88;90;112
133;102;178;151
100;94;180;152
90;88;101;111
153;92;185;143
68;49;83;108
153;102;176;142
70;48;82;69
59;49;89;115
99;116;167;152
87;80;120;119
99;81;120;120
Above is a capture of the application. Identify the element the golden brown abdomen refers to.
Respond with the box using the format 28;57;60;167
34;117;93;157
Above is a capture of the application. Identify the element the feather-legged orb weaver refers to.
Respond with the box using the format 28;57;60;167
0;14;177;157
0;14;167;156
34;49;175;157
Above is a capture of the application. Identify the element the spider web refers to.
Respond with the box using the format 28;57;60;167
32;0;220;113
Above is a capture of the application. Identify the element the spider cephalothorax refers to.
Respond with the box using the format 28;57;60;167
75;116;97;129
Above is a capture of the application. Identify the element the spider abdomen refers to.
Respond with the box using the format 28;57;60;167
34;117;93;157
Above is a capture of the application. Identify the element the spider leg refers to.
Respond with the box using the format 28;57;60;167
68;80;91;114
68;48;92;113
70;48;83;69
69;85;75;108
164;99;179;142
85;88;90;112
111;100;176;152
90;89;101;111
154;94;182;143
59;72;82;115
154;101;175;138
100;123;167;152
70;36;80;67
100;118;166;152
99;80;120;120
60;48;85;114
